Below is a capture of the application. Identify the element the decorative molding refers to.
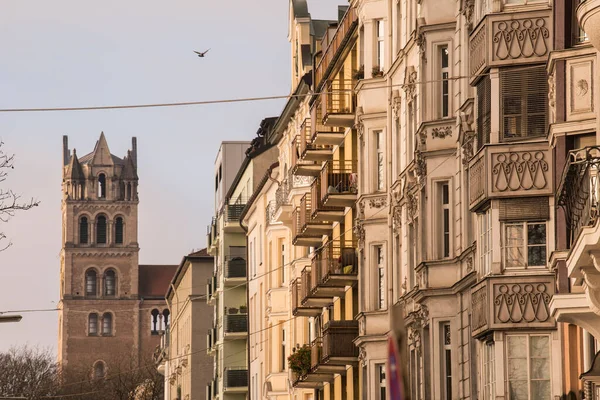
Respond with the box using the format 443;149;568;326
416;32;427;62
431;126;452;139
392;191;402;232
461;132;476;167
466;256;474;272
491;151;549;192
492;17;550;61
354;216;365;251
469;156;485;204
358;347;367;367
470;26;487;76
368;196;387;209
414;151;427;184
418;129;427;146
548;72;556;122
461;0;475;30
392;95;402;122
406;191;418;221
494;283;551;324
403;66;418;100
291;175;312;188
472;286;488;331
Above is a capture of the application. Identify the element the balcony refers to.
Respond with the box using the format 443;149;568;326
224;367;248;392
223;202;246;232
292;275;322;317
471;274;555;339
320;160;358;208
224;314;248;339
320;80;355;127
310;241;358;297
293;321;358;388
468;142;552;211
224;252;247;286
291;135;321;177
311;105;345;146
314;6;358;90
207;326;217;355
310;176;344;222
555;146;600;321
577;0;600;50
207;217;218;254
300;266;332;309
292;193;332;247
207;274;218;305
469;9;552;83
300;118;334;162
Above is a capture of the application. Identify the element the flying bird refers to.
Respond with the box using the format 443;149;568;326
194;49;211;58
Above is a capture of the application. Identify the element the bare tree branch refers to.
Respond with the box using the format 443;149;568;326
0;345;60;400
0;140;40;251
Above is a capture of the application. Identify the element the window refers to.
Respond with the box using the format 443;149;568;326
85;270;97;297
483;341;496;400
503;222;547;269
151;309;160;334
88;313;98;336
407;102;415;162
572;0;588;44
410;347;422;399
506;335;550;399
102;313;113;336
442;323;452;400
477;76;491;148
281;328;286;371
376;246;385;309
93;361;105;379
162;309;170;330
439;182;451;258
98;174;106;199
79;217;89;244
281;242;286;285
408;223;417;289
478;211;493;276
440;46;450;117
104;270;116;296
96;215;107;244
376;363;386;400
115;217;123;244
501;66;548;140
376;131;385;191
376;20;385;72
395;2;402;53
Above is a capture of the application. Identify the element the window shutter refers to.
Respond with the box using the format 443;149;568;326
499;197;550;221
501;66;548;140
477;76;491;148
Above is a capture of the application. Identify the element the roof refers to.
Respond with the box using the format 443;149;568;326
78;132;125;165
188;248;210;257
138;265;178;298
291;0;309;18
311;19;334;40
66;150;85;180
166;248;214;299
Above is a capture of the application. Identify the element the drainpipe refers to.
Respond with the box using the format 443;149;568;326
239;161;279;400
387;0;395;308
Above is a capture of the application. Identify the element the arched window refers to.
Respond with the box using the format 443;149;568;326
126;183;132;201
151;309;159;335
88;313;98;335
104;270;116;296
162;309;170;331
93;361;105;379
98;174;106;199
115;217;124;244
85;270;97;297
79;217;89;244
102;313;112;336
96;215;107;244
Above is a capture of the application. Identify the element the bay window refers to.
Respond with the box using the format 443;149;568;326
478;210;493;276
506;335;551;399
503;222;546;269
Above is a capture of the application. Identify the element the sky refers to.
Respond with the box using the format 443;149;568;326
0;0;344;352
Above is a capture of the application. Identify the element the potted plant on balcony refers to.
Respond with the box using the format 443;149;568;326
372;65;384;78
288;345;311;377
353;65;364;80
239;305;248;314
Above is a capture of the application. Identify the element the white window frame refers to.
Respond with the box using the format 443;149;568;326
437;181;451;259
482;341;496;400
376;363;387;400
442;323;452;400
478;210;493;276
438;45;450;118
505;334;551;400
376;245;386;310
502;221;547;270
375;131;385;192
376;20;385;72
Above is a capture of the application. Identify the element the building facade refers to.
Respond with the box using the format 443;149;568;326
58;133;177;380
156;249;214;400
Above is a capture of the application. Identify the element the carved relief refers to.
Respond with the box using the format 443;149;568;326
492;18;550;61
403;67;418;100
416;32;427;62
354;216;365;251
491;151;549;192
461;0;474;29
291;175;312;188
414;151;427;183
472;286;488;331
470;26;487;76
466;256;474;272
462;132;476;167
548;72;556;122
431;126;452;139
392;192;402;232
418;129;427;146
358;347;367;367
393;96;402;122
368;196;387;209
569;60;594;115
406;191;418;221
469;156;485;204
494;283;551;324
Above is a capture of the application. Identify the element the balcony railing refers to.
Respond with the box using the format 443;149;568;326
266;200;277;225
320;160;358;207
312;241;358;289
300;119;334;161
207;326;217;354
321;80;355;126
224;367;248;390
224;314;248;334
310;176;344;221
311;105;345;145
315;6;359;90
225;202;246;223
557;146;600;248
275;179;290;213
322;321;359;362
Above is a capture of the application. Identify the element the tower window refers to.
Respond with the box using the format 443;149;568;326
102;313;113;336
98;174;106;199
79;217;89;244
104;270;116;296
85;270;97;297
163;309;170;331
115;217;124;244
96;215;107;244
88;313;98;336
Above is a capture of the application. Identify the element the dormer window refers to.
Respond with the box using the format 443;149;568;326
98;174;106;199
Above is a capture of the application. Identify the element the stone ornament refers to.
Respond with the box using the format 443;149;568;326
403;66;418;100
431;126;452;139
416;32;427;62
461;0;474;30
368;196;387;209
492;18;550;61
491;151;549;192
548;72;556;122
494;283;551;323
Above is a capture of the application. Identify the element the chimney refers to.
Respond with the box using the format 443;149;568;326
63;136;69;166
131;137;138;167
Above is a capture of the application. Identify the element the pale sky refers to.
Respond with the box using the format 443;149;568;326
0;0;344;352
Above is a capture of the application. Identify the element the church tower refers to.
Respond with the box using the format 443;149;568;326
58;133;170;378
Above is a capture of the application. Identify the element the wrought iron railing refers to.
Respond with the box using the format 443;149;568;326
322;320;359;361
321;80;354;118
224;314;248;333
266;200;277;225
275;179;290;214
320;160;358;203
557;146;600;248
224;367;248;388
311;241;358;289
299;193;312;231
